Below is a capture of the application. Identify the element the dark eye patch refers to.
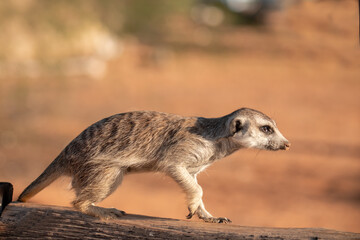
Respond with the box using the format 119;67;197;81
235;120;242;132
260;125;274;134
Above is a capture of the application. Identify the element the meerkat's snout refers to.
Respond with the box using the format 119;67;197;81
270;133;291;151
279;140;291;151
283;141;291;150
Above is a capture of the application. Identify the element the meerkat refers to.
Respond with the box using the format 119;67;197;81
18;108;290;223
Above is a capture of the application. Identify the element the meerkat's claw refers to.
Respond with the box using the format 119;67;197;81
108;208;126;218
203;217;231;224
90;207;126;220
102;210;125;220
217;217;231;223
186;212;194;219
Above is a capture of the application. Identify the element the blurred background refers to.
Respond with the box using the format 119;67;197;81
0;0;359;233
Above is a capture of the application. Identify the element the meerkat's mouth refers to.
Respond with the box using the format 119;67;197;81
265;141;290;151
265;145;278;151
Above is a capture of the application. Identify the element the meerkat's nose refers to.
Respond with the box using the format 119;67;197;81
284;141;291;150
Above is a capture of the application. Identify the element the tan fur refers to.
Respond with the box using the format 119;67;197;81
18;108;290;223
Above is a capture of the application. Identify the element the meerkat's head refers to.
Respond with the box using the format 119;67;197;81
227;108;290;151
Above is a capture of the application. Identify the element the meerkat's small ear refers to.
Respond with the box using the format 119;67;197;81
230;119;242;136
235;120;242;132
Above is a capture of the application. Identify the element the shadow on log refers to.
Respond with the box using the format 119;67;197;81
0;203;359;239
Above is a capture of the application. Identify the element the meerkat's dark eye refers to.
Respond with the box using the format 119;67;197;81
260;125;274;134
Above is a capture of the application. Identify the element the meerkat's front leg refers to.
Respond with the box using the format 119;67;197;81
169;167;231;223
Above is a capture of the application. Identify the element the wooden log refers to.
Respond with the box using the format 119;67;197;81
0;202;359;240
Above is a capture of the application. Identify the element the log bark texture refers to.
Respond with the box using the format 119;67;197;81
0;202;359;240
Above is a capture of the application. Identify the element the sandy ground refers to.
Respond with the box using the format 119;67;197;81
0;0;359;233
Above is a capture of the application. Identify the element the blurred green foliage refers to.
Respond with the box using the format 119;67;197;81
0;0;194;64
97;0;192;37
0;0;193;39
0;0;270;72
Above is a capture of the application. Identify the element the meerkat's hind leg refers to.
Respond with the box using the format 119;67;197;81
73;200;126;220
72;166;126;220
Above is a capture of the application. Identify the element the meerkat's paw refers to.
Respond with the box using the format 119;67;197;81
83;205;126;220
187;207;231;223
202;217;232;224
98;207;126;220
